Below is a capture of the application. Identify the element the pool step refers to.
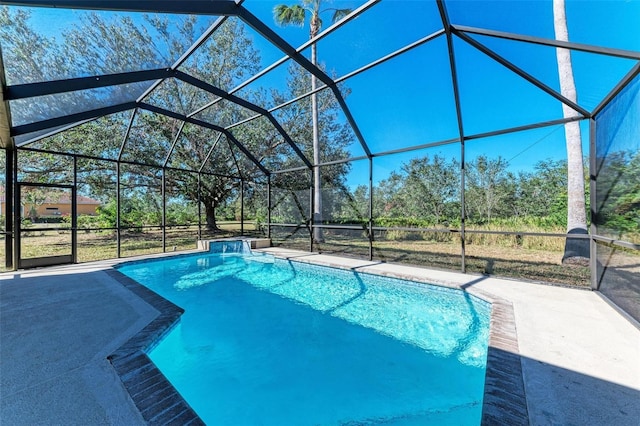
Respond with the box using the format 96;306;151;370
248;238;271;249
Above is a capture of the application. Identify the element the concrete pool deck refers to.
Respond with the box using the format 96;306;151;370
1;247;639;425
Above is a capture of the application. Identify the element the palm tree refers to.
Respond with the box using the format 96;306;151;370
274;0;351;243
553;0;589;265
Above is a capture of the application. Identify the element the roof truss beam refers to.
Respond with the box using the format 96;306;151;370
0;1;241;15
0;53;13;149
329;86;371;158
436;0;466;143
117;109;136;161
188;0;378;119
237;6;334;88
175;71;268;115
592;62;640;117
336;29;446;84
162;121;186;168
453;25;640;61
236;5;373;158
198;132;224;173
138;102;269;176
175;71;312;169
136;15;231;103
220;0;380;103
226;137;244;180
5;68;173;100
15;118;93;147
263;115;313;169
10;101;137;136
454;29;591;118
19;145;242;179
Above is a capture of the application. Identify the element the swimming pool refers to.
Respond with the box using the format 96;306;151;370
117;244;491;425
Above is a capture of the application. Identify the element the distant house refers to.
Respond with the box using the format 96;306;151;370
28;193;102;217
0;186;101;217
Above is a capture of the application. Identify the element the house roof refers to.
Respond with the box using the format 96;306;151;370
0;186;101;205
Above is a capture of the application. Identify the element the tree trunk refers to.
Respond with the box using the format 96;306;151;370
205;203;220;231
553;0;590;265
310;27;323;243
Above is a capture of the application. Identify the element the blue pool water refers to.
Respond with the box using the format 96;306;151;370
117;247;491;425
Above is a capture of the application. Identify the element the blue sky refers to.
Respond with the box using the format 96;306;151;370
247;0;640;183
9;0;640;185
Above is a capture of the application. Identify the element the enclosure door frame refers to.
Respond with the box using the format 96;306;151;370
15;182;77;269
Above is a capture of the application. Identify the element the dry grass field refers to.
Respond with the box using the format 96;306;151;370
272;228;594;286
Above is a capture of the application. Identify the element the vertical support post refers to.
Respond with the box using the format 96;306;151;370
12;148;19;269
5;147;14;269
71;156;78;263
460;139;466;272
162;168;166;252
116;112;135;259
309;169;314;253
267;175;272;240
368;157;374;261
240;179;244;236
197;173;202;241
589;117;598;290
438;2;467;273
116;161;121;258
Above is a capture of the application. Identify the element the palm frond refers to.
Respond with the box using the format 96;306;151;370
331;8;352;23
273;4;306;27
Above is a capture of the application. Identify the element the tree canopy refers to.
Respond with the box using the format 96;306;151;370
1;7;354;230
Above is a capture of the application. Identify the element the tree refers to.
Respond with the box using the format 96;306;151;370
465;156;513;224
0;8;69;85
553;0;590;265
515;159;567;222
274;0;351;243
370;155;461;228
596;150;640;239
0;12;230;229
21;187;48;221
69;15;262;232
1;9;264;230
375;171;406;221
402;155;459;225
338;184;369;224
1;7;353;232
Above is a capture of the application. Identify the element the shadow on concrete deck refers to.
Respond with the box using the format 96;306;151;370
1;265;639;425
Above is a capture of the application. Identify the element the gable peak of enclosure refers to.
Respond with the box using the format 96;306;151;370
1;0;639;321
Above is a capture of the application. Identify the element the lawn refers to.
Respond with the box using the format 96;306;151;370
3;223;262;269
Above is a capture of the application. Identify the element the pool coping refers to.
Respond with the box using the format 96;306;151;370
105;269;205;426
107;248;529;425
